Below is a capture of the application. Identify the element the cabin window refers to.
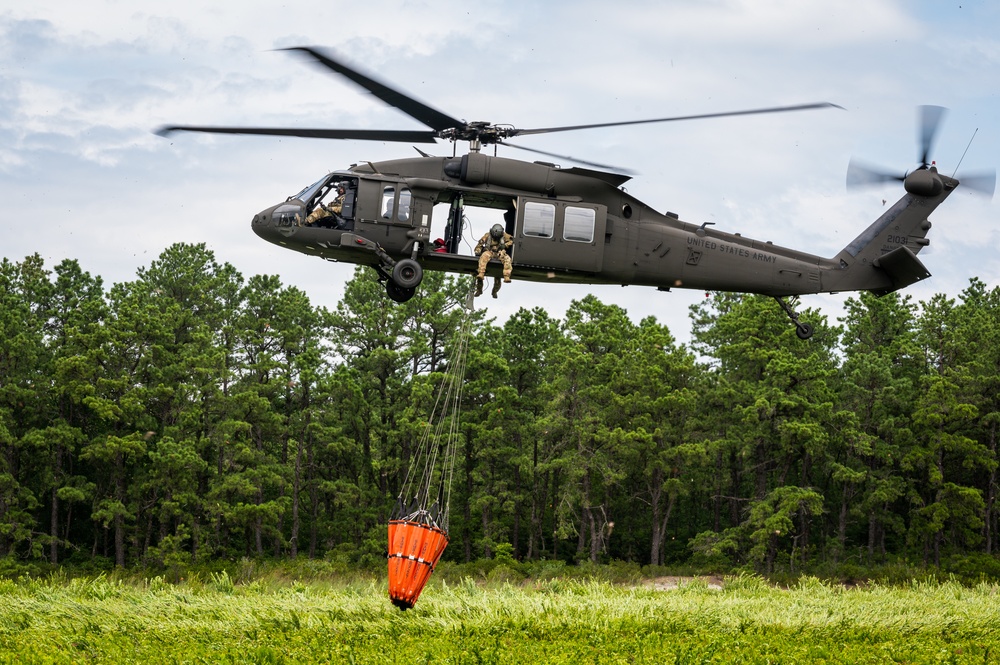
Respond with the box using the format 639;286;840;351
397;188;411;222
523;201;555;238
563;206;596;243
382;186;395;219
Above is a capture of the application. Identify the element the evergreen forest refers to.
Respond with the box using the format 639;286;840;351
2;242;999;578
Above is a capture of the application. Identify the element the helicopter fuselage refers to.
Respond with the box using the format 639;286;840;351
251;153;955;302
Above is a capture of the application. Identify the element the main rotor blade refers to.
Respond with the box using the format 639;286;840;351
502;142;635;174
918;105;947;168
281;46;463;133
846;157;904;189
154;125;439;143
509;102;843;137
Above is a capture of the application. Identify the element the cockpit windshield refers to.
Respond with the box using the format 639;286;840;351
288;174;333;204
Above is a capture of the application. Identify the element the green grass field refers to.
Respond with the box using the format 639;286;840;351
1;572;998;664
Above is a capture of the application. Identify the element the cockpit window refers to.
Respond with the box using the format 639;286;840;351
290;174;332;204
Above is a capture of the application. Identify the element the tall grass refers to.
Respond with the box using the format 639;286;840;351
0;572;998;663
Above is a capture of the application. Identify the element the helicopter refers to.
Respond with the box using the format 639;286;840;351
157;47;994;339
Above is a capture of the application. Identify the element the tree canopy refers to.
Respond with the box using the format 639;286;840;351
1;244;999;575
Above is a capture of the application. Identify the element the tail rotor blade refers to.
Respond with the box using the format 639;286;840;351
957;169;996;199
847;158;904;189
918;105;947;168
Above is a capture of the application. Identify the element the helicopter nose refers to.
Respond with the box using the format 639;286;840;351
252;202;304;243
251;208;274;242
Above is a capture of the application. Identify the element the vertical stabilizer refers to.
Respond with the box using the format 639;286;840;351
825;168;956;295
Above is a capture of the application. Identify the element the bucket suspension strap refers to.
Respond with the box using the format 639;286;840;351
395;279;475;529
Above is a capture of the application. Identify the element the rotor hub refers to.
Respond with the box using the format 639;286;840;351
904;168;944;197
439;121;517;146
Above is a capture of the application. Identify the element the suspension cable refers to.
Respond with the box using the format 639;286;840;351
396;279;476;531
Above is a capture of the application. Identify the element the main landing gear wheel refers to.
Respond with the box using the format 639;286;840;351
392;259;423;289
386;281;416;303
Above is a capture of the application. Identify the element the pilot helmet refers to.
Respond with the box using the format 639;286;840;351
489;224;504;241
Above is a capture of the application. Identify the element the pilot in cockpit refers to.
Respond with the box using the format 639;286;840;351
305;183;347;227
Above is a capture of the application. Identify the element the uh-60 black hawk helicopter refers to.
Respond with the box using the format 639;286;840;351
158;47;995;340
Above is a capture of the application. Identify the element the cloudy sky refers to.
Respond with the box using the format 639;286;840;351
2;0;997;343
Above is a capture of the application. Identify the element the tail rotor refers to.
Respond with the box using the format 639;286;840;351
847;105;994;199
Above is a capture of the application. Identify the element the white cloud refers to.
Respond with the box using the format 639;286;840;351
613;0;921;48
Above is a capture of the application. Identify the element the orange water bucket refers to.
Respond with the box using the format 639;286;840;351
387;519;449;609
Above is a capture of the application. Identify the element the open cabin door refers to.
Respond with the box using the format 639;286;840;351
513;198;607;273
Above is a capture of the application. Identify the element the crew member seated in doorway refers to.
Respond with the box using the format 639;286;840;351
432;238;448;253
474;224;513;298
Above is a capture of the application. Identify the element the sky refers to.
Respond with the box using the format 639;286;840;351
2;0;998;345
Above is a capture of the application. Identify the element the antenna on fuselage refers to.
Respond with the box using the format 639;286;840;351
952;127;979;177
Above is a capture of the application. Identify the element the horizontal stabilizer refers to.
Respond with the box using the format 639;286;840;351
871;246;931;296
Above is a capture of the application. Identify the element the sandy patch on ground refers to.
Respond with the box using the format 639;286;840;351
645;575;725;591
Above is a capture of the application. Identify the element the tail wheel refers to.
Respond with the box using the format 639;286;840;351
392;259;423;289
795;323;814;340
